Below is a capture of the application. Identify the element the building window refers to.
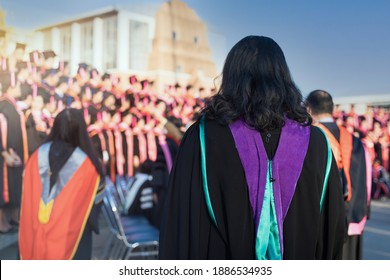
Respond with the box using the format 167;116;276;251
172;31;176;41
60;26;71;62
80;21;93;66
194;36;198;44
129;19;149;70
103;16;117;70
43;30;52;50
176;65;182;72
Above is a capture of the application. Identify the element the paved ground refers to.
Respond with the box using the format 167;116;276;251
0;215;110;260
362;199;390;259
1;199;389;260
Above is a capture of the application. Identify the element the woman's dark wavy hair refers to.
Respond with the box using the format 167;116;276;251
46;108;104;177
202;35;311;131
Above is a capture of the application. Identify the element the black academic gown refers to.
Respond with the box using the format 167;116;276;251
0;98;25;207
25;112;47;155
0;127;4;204
321;122;368;260
159;119;345;260
149;137;178;228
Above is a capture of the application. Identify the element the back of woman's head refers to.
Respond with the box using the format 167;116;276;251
47;108;104;176
203;35;311;131
48;108;89;147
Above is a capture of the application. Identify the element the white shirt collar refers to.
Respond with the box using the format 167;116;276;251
319;117;334;123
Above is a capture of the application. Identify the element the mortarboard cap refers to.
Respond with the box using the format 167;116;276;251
78;63;89;70
15;43;26;51
121;109;131;119
129;75;138;85
42;68;58;79
90;68;99;79
140;79;150;89
29;50;41;63
78;63;89;75
58;75;69;86
102;73;111;81
58;60;69;71
15;61;28;72
42;50;56;59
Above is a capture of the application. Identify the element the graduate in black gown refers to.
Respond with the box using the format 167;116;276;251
25;95;48;155
0;71;28;230
159;36;345;260
19;108;105;259
0;113;14;233
306;90;370;260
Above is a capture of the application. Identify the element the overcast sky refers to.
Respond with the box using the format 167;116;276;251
1;0;389;97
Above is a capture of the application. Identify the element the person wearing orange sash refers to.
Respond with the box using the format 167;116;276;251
0;71;27;232
306;90;371;260
0;113;18;233
19;108;105;259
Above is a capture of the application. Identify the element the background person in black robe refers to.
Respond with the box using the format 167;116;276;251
21;108;106;259
0;72;25;229
159;36;345;260
0;113;15;233
25;95;48;155
306;90;370;260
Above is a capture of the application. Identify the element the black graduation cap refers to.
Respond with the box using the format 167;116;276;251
58;60;69;71
0;30;6;38
121;109;131;119
78;63;88;70
29;50;41;63
42;68;58;79
129;75;138;85
58;75;69;86
15;61;28;72
102;91;113;100
90;68;99;78
140;79;151;89
42;50;56;59
15;43;26;51
77;63;89;74
102;73;111;81
109;109;118;117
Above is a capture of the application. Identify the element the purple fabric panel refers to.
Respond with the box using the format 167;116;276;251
229;118;310;257
160;142;173;172
272;118;310;256
274;118;310;219
229;120;268;231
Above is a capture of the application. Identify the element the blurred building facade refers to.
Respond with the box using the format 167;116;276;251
148;0;217;90
334;94;390;114
2;0;218;91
